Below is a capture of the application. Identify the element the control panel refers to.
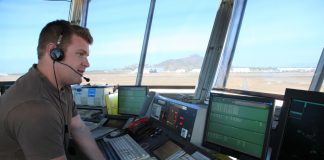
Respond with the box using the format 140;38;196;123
149;95;207;146
98;94;212;160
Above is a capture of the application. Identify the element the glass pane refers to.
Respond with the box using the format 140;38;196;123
86;1;149;85
142;0;220;87
0;1;70;82
225;1;324;95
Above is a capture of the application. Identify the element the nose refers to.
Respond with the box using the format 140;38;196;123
82;58;90;68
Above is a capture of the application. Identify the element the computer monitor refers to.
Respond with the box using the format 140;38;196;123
118;86;148;115
202;93;274;160
277;88;324;159
0;81;15;95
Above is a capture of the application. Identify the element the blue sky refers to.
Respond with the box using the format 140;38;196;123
233;0;324;68
1;0;324;74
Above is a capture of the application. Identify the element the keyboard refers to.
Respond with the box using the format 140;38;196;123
103;134;151;160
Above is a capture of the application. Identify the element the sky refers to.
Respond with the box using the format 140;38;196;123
0;0;324;74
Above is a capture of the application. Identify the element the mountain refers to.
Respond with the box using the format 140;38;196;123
153;54;203;71
116;54;204;72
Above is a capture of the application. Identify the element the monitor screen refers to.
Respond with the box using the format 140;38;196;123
277;88;324;159
203;93;274;160
0;81;15;95
118;86;148;115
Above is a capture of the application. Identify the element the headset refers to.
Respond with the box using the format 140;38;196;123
50;33;64;61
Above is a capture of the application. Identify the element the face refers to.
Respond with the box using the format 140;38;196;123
57;34;90;85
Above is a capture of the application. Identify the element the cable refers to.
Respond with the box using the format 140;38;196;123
52;61;68;148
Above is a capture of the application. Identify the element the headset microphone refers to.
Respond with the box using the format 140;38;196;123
57;61;90;82
82;76;90;82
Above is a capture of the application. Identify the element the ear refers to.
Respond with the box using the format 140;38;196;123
46;43;56;57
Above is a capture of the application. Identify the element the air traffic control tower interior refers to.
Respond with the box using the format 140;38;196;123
1;82;324;160
1;0;324;160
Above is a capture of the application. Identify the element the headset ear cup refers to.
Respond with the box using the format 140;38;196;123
50;48;64;61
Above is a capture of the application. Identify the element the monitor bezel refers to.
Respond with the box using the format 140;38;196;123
202;92;275;160
0;81;15;95
117;85;149;116
276;88;324;159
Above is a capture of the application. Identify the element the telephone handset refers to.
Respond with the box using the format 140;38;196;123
127;117;149;134
107;117;149;138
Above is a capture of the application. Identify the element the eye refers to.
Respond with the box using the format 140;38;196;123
77;52;86;57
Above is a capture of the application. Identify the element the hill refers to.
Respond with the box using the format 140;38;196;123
153;54;203;71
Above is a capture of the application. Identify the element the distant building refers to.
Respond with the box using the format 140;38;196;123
231;67;315;73
191;69;201;73
278;67;315;72
175;69;186;73
132;67;163;73
231;68;251;73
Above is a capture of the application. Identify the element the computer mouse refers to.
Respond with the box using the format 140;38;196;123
108;129;124;138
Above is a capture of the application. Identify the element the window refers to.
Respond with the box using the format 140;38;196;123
86;0;149;85
0;1;70;82
225;1;324;94
142;0;220;87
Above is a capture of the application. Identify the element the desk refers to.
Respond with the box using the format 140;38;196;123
105;114;135;129
76;105;106;111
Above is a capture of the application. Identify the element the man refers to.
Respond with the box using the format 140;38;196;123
0;20;105;160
